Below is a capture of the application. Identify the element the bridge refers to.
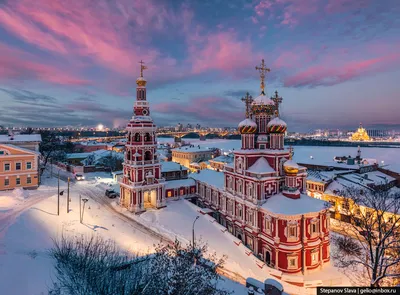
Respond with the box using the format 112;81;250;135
156;130;240;138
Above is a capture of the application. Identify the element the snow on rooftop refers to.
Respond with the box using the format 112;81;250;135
247;157;275;174
0;144;41;155
190;169;224;189
164;178;195;189
161;161;188;172
252;93;274;105
0;134;41;143
130;115;153;122
173;146;214;153
210;154;234;163
261;193;328;215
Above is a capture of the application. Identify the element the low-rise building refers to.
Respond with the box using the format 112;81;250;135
0;144;40;190
172;145;217;169
209;154;234;171
161;161;188;181
0;134;41;152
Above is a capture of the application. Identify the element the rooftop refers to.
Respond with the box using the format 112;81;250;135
0;134;42;143
164;178;195;189
247;157;275;174
161;161;188;173
173;146;214;153
190;169;224;189
261;193;328;215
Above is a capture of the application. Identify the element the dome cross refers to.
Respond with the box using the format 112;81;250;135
139;60;148;77
241;92;253;118
271;90;283;116
255;59;270;95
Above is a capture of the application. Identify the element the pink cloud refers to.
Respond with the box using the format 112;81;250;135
0;0;181;76
0;43;89;86
189;31;261;75
325;0;371;14
284;53;400;87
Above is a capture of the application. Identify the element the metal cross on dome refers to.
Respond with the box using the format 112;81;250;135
241;92;253;118
139;60;148;77
255;59;270;95
272;90;283;116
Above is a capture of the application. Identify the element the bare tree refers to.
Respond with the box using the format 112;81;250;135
50;235;231;295
332;184;400;287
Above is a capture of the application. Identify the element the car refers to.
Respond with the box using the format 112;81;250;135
109;192;120;199
105;189;115;197
75;174;85;181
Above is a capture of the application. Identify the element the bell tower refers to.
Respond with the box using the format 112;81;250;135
119;61;166;213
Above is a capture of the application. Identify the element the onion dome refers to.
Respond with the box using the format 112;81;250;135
267;117;287;133
251;93;275;115
238;118;257;134
283;159;299;175
136;76;147;87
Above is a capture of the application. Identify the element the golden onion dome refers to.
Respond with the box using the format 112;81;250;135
238;118;257;134
136;76;147;87
267;117;287;133
283;159;299;174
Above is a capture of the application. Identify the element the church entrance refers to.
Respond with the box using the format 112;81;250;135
144;189;157;209
265;251;271;266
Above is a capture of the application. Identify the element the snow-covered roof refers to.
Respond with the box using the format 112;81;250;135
164;178;195;189
283;160;299;169
66;152;92;159
247;157;275;174
267;117;287;127
0;134;42;143
210;154;234;164
257;135;268;141
173;146;214;153
130;116;153;122
190;169;224;189
161;161;188;172
261;193;328;215
238;118;257;128
0;144;41;155
252;93;274;105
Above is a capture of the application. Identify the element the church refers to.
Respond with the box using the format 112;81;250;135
120;60;331;274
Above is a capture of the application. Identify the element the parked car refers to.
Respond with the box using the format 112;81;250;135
105;189;116;197
75;174;85;181
109;192;120;199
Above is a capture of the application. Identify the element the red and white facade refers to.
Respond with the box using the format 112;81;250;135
119;68;166;213
194;68;330;274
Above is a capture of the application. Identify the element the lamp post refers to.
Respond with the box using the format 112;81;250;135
192;216;200;251
81;198;89;224
57;170;60;216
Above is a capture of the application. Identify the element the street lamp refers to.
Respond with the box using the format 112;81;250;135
80;197;89;224
192;216;200;250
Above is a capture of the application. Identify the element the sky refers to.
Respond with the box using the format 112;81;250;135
0;0;399;132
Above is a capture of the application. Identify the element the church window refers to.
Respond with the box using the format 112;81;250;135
144;151;152;161
134;133;140;142
259;144;265;149
247;183;253;198
311;251;319;265
237;180;243;195
310;219;319;237
126;150;131;161
287;256;298;269
237;204;243;218
167;191;172;197
144;133;151;142
227;200;233;214
265;217;272;234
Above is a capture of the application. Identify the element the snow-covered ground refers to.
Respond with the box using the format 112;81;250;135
0;172;246;295
158;138;400;173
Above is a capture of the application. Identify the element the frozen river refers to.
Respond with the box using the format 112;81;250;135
158;138;400;173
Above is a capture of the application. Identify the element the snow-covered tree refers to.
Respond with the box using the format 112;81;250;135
332;184;400;286
50;235;231;295
97;153;122;171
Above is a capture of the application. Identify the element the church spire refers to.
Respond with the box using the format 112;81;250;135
255;59;270;95
136;60;148;87
241;92;253;119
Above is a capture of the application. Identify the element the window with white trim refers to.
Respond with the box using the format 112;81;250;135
236;204;243;219
287;256;298;269
4;178;9;186
16;162;21;170
16;177;20;185
246;209;254;226
310;218;320;237
26;162;32;170
237;179;243;195
27;176;32;184
265;217;272;234
227;200;233;214
4;163;10;171
311;251;319;265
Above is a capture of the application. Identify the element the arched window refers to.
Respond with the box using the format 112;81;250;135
134;133;140;142
144;151;152;161
126;150;131;161
144;133;151;142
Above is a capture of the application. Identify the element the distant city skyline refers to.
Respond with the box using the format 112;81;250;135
0;0;399;132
